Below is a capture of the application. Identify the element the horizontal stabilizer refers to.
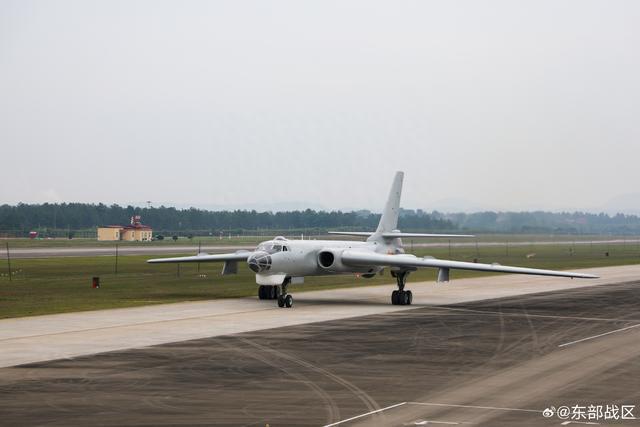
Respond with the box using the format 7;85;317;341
328;231;374;237
328;231;474;239
381;232;475;239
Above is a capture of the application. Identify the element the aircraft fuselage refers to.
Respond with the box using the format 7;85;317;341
249;238;396;285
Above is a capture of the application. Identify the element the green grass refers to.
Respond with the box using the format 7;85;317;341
1;241;639;319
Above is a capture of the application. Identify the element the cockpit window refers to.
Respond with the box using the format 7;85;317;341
256;243;283;254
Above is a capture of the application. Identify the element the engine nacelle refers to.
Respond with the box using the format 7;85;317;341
317;248;350;273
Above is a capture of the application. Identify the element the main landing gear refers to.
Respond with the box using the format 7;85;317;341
258;285;279;300
391;271;412;306
277;278;293;308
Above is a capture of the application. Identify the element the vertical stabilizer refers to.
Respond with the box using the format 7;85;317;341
375;171;404;234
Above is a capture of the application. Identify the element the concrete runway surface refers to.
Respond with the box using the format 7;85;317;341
1;265;639;426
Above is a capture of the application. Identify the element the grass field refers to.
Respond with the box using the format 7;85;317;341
1;240;639;319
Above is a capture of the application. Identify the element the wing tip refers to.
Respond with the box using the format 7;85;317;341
570;273;599;279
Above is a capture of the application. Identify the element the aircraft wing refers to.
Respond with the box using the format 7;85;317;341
328;231;475;238
147;250;252;264
341;250;599;279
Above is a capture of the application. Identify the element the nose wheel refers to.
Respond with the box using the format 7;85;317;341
391;271;412;305
276;278;293;308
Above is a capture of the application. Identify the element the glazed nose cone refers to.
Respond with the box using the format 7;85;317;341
247;251;272;273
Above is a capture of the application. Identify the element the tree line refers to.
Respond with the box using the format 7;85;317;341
439;211;640;234
1;203;640;236
0;204;453;235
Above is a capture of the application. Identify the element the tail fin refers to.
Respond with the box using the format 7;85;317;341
375;171;404;233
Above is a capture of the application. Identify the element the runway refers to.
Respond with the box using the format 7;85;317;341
4;238;638;258
1;265;638;426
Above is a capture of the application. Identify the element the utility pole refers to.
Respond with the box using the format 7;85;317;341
114;243;119;275
6;242;11;282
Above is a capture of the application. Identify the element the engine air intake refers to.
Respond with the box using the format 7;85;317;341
318;251;335;268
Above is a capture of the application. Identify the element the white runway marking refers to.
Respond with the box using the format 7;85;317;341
407;401;542;413
322;402;407;427
558;324;640;348
322;400;540;426
560;421;600;425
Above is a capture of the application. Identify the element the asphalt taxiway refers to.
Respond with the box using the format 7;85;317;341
1;265;638;426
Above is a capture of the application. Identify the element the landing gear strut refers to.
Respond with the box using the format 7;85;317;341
391;271;412;305
277;278;293;308
258;285;279;300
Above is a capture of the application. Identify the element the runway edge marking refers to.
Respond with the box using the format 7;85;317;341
322;402;407;427
558;323;640;348
406;401;543;413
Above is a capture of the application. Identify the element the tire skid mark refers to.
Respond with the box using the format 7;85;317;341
222;337;341;425
238;337;381;415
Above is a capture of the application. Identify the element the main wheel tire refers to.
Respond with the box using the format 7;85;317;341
284;294;293;308
406;290;413;305
277;294;285;308
402;291;409;305
391;290;398;305
258;285;265;300
273;286;280;300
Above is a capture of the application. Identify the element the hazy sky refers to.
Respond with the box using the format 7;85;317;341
1;1;639;213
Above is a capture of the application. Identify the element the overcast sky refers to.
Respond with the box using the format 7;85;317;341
1;1;639;213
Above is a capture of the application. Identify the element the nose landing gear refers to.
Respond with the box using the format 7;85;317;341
276;278;293;308
277;293;293;308
391;270;412;305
